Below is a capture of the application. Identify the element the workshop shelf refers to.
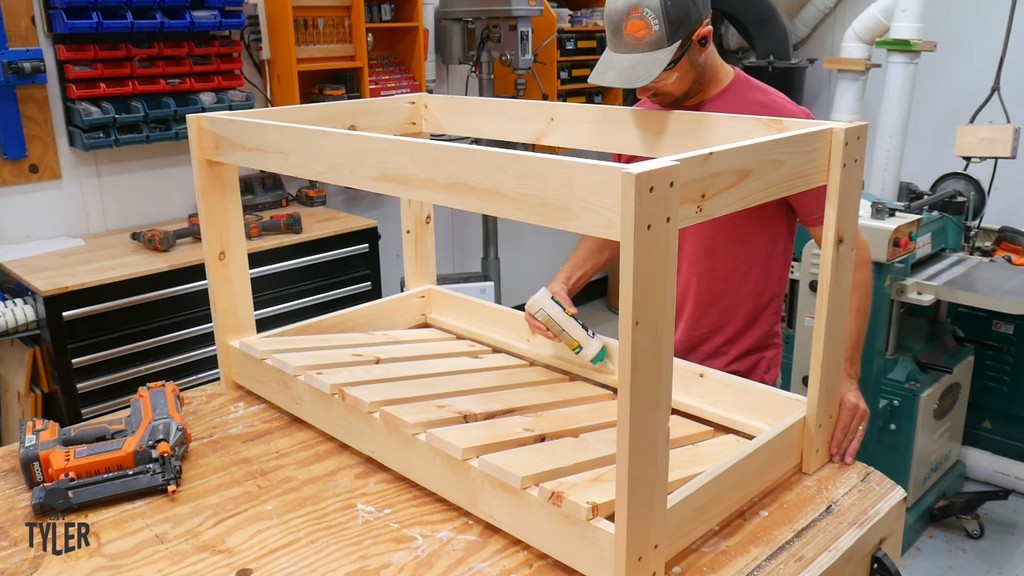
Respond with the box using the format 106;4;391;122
226;89;254;110
168;93;202;118
216;73;243;89
106;98;146;125
160;57;191;75
189;9;220;31
159;0;189;7
126;0;159;7
203;0;244;7
130;57;164;76
162;77;191;92
113;123;148;146
124;41;157;57
186;39;219;55
200;91;231;113
213;38;241;54
160;8;190;32
65;81;106;99
145;122;177;142
218;9;244;30
188;55;218;74
49;0;95;8
100;60;132;77
130;77;167;93
215;55;242;71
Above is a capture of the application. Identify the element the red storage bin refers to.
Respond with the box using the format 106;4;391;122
130;58;164;76
214;38;242;54
161;58;191;75
126;42;160;58
187;40;219;55
215;55;242;71
102;80;133;96
216;73;244;89
62;62;103;80
94;43;129;59
131;78;167;93
65;82;106;99
56;44;96;61
189;56;218;74
157;41;189;57
100;61;132;78
188;75;220;91
163;77;191;92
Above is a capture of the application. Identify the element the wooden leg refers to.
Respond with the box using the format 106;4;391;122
400;198;437;289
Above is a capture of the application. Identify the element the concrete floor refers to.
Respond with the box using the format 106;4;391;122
575;299;1024;576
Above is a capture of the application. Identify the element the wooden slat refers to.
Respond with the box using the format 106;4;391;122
425;401;619;459
538;435;749;521
420;94;828;159
304;353;529;394
194;114;625;241
804;124;867;473
479;416;715;489
342;366;569;411
258;286;431;338
239;328;456;358
269;340;492;375
221;93;423;133
379;381;614;434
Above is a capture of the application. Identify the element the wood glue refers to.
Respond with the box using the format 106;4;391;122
525;287;612;369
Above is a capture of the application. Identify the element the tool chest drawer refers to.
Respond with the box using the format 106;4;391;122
0;208;381;425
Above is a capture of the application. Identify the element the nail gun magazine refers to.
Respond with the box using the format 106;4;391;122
19;381;192;516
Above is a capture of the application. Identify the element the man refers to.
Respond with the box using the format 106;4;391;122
526;0;874;465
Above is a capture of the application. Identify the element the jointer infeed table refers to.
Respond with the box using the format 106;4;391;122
186;93;905;576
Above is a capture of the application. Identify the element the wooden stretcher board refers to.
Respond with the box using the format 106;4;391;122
187;93;888;576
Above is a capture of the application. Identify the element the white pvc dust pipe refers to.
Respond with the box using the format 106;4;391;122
961;446;1024;494
830;0;896;122
867;0;927;201
791;0;842;46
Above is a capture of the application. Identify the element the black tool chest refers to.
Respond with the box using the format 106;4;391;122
1;210;381;425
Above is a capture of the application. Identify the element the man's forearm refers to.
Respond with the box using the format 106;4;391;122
552;236;620;297
844;232;874;381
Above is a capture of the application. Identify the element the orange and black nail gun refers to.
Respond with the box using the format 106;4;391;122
19;381;192;515
979;226;1024;266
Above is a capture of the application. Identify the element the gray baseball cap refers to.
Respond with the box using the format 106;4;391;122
589;0;712;89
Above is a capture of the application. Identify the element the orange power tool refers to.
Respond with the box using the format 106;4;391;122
982;226;1024;266
129;214;202;252
244;211;303;240
19;381;192;515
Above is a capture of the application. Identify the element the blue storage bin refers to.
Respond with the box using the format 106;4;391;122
224;89;255;111
203;0;244;7
189;9;221;31
105;99;146;125
130;95;176;121
66;100;115;129
97;8;132;32
96;0;127;6
158;0;189;6
168;94;202;119
199;91;231;113
217;8;244;30
49;0;95;8
130;8;162;31
126;0;159;6
113;124;148;147
160;8;190;31
69;127;115;151
146;122;176;143
49;9;99;33
171;119;189;140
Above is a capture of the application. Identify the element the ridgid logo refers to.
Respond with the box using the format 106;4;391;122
25;513;92;556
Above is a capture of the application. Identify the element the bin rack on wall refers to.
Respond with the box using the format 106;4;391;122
46;0;255;150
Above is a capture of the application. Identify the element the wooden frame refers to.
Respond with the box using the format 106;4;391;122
187;94;867;576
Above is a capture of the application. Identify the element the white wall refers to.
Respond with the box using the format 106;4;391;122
4;0;1022;306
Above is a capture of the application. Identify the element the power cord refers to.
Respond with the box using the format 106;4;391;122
240;24;274;107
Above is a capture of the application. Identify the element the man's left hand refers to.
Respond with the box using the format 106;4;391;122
830;378;870;465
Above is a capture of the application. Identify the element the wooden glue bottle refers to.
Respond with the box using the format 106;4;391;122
526;287;610;368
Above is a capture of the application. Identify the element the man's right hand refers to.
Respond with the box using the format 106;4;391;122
525;282;575;341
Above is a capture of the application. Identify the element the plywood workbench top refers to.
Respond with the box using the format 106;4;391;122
0;206;377;297
0;383;905;575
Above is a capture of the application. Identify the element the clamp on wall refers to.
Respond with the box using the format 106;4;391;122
0;5;48;161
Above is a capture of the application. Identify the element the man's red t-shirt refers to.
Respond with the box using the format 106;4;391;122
615;68;826;385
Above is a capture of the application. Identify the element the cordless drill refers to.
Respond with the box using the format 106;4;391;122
244;211;303;240
129;214;202;252
19;381;192;515
979;226;1024;266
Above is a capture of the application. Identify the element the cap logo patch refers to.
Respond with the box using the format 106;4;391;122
623;5;661;46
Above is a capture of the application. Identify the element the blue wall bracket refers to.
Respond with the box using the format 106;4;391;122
0;5;48;161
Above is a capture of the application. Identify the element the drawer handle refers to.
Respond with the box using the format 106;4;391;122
76;345;217;393
72;323;215;368
254;281;373;320
79;368;219;419
63;244;371;321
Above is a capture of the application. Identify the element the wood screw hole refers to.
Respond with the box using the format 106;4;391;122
647;224;651;231
649;186;654;194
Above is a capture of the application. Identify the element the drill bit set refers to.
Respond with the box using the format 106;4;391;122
293;14;352;47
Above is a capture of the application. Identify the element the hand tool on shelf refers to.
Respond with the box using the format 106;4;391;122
129;219;201;252
978;226;1024;266
244;211;303;240
19;381;192;515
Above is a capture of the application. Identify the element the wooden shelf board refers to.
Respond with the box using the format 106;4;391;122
366;22;420;29
558;83;601;90
297;60;364;71
558;55;601;62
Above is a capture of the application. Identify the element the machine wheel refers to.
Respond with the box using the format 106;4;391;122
960;513;985;539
